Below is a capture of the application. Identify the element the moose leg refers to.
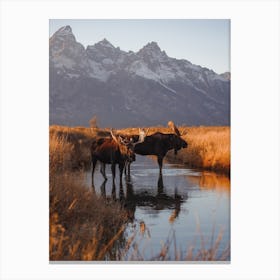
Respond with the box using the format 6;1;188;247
111;163;116;182
91;157;97;186
100;163;107;180
127;162;131;176
119;162;125;186
124;161;130;176
124;161;127;176
157;156;163;175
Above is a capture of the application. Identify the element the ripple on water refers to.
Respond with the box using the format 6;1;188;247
132;168;201;177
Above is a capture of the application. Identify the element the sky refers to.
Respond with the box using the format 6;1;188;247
49;19;230;74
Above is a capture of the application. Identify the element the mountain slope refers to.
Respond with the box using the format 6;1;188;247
49;25;230;127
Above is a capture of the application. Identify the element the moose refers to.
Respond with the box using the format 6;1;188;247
119;121;188;175
91;121;187;184
90;130;135;184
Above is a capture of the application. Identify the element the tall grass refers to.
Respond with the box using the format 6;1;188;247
49;125;101;172
49;134;74;174
118;125;230;175
49;172;128;261
49;125;230;261
166;126;230;175
49;130;129;260
123;222;230;261
49;125;230;175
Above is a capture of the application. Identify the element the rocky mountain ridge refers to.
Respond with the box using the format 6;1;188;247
50;25;230;127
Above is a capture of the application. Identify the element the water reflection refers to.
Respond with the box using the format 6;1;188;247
187;171;230;194
87;157;230;261
100;179;106;198
90;164;229;223
92;173;186;224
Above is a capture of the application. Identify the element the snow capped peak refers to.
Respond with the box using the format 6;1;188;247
101;38;110;43
95;38;115;49
54;25;73;36
137;41;168;61
50;26;230;88
149;41;161;48
139;41;162;53
146;41;160;48
86;39;120;65
50;25;77;45
50;26;230;127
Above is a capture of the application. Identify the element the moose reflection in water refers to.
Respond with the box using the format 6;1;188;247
93;173;186;223
87;156;230;260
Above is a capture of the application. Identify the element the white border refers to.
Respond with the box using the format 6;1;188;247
0;0;279;279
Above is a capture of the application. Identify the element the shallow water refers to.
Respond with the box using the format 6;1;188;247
86;155;230;261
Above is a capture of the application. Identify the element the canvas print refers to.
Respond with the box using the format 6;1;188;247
49;19;230;262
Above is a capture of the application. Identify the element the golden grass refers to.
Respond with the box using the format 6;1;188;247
49;172;128;260
49;128;129;260
49;125;102;172
49;134;74;174
49;125;230;175
166;126;230;175
49;125;230;261
118;126;230;175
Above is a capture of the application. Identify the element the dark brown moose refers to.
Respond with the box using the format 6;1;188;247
121;121;188;175
90;130;135;184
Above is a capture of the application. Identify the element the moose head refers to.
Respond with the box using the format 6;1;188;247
167;121;188;155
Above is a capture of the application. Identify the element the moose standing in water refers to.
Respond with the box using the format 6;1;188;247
90;130;135;185
91;121;187;185
120;121;188;175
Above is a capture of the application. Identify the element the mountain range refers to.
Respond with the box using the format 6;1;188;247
49;25;230;127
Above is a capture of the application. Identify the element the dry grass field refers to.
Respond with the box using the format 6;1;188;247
165;126;230;175
49;124;230;260
117;126;230;175
50;173;128;260
49;131;128;260
50;125;230;175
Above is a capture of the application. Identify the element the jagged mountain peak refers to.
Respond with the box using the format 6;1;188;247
137;41;168;61
52;25;74;37
144;41;160;49
50;25;77;47
59;25;72;32
86;38;124;64
49;26;230;127
50;25;89;74
139;41;163;53
100;38;112;44
93;38;116;49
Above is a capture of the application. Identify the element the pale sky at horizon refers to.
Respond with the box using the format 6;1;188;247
49;19;230;74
